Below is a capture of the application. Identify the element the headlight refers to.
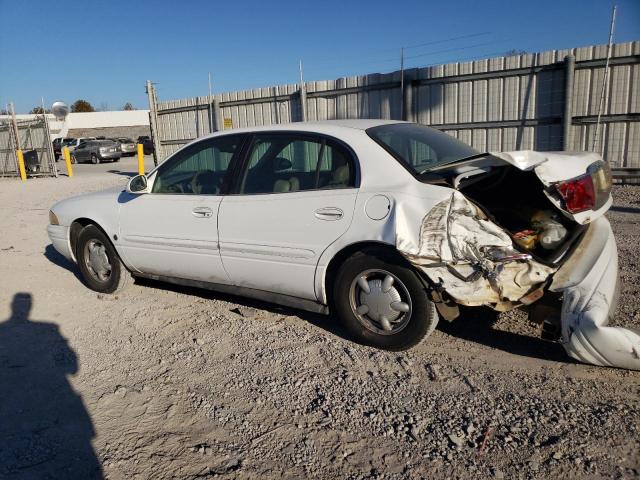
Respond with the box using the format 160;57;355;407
49;210;59;225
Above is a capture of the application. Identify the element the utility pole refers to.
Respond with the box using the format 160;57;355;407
400;47;405;120
145;80;160;166
299;60;307;122
9;102;21;174
41;96;57;176
208;72;214;133
9;102;20;150
592;4;617;153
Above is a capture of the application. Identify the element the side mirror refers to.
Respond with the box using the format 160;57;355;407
127;174;149;194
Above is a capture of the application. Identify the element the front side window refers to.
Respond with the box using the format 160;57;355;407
367;123;478;174
239;134;355;194
152;135;242;194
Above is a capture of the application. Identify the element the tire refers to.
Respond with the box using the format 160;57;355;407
70;154;77;164
76;225;130;294
91;154;100;165
333;248;438;350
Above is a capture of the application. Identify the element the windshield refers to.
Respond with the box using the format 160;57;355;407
367;123;479;174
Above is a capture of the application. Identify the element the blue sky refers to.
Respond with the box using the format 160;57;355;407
0;0;638;113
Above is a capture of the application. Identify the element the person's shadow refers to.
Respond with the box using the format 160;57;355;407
0;293;103;479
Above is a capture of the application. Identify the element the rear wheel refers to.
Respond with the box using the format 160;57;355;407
70;154;77;164
76;225;130;294
91;154;100;164
333;248;438;350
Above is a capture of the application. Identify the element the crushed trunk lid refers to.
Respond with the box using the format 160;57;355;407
490;150;613;225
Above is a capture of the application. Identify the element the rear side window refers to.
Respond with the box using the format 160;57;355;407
152;135;242;195
367;123;478;174
239;134;355;194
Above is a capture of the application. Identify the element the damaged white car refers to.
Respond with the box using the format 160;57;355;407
47;120;640;370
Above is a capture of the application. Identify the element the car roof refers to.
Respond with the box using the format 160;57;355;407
202;119;406;139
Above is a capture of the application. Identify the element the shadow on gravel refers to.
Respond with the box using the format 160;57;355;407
134;278;570;362
134;277;353;342
0;293;103;479
44;244;82;281
610;205;640;214
106;169;137;178
437;307;568;363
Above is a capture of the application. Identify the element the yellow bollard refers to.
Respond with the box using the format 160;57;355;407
16;150;27;181
63;147;73;178
137;143;145;175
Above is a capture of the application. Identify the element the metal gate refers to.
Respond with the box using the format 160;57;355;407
0;115;57;177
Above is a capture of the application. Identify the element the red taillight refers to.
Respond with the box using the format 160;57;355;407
556;174;595;213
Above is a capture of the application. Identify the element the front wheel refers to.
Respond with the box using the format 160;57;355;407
76;225;130;294
91;154;100;164
333;248;438;350
70;154;77;164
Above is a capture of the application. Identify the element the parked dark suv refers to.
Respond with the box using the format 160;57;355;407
137;136;154;155
71;139;121;164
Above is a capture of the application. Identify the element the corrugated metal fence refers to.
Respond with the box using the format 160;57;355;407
150;41;639;171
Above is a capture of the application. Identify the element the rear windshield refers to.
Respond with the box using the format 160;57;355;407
367;123;478;174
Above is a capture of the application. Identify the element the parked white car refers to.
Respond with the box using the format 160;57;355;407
47;120;639;370
66;137;96;153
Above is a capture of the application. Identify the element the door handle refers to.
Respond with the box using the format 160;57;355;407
314;207;343;221
192;207;213;218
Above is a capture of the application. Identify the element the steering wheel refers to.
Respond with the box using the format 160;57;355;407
191;170;219;195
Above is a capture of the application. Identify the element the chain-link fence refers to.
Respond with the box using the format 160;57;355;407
0;115;57;178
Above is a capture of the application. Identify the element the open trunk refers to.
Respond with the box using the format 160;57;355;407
424;150;613;266
406;150;613;312
457;165;586;266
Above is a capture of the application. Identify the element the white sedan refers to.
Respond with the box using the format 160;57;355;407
47;120;639;370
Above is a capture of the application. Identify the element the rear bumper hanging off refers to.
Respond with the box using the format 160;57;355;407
550;217;640;370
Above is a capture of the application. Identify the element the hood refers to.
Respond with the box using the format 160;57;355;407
51;186;124;227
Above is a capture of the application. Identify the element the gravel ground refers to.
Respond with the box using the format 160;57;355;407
0;157;638;479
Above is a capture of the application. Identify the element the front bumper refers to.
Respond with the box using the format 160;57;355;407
550;217;640;370
47;224;73;261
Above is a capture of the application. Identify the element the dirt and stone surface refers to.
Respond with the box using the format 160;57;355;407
0;156;639;479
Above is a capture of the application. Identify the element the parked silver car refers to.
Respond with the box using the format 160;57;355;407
115;137;137;156
66;137;96;154
71;139;121;164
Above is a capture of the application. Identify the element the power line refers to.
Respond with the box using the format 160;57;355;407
305;32;497;69
404;40;506;60
403;32;491;50
404;50;517;69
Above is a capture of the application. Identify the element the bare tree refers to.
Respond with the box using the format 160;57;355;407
123;102;135;111
30;106;51;114
505;49;527;56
